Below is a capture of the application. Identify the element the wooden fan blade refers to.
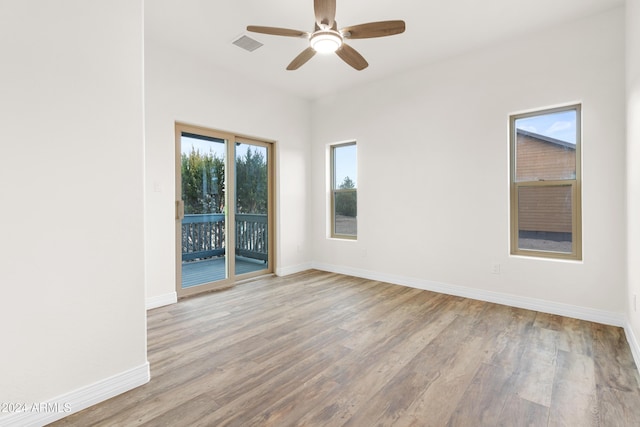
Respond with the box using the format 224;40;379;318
314;0;336;27
336;44;368;71
287;47;316;70
246;26;307;37
341;20;406;39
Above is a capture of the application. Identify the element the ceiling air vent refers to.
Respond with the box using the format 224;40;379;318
232;35;264;52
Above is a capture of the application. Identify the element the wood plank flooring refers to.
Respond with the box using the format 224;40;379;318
50;270;640;426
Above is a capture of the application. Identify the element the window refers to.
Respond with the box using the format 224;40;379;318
331;142;357;239
510;105;581;260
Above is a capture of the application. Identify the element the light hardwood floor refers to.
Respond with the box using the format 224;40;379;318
50;270;640;426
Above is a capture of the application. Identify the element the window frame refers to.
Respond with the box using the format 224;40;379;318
330;141;357;240
509;104;582;260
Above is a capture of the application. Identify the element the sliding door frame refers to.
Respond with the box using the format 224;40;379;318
175;122;275;298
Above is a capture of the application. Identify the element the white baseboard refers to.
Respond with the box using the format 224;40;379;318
624;322;640;371
146;291;177;310
0;362;150;427
311;262;625;327
276;262;313;277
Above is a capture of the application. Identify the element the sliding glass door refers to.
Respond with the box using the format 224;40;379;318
176;124;273;297
234;140;271;276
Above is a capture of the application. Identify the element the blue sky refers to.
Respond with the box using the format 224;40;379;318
181;135;226;157
334;144;357;187
515;110;577;144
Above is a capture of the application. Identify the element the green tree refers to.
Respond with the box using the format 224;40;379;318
335;176;356;217
181;146;268;215
181;148;225;214
236;147;267;214
339;176;355;189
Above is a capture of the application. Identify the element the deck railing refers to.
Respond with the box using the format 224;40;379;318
181;213;267;262
235;214;268;261
181;214;225;261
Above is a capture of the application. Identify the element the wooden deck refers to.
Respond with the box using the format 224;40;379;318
51;270;640;426
181;256;267;288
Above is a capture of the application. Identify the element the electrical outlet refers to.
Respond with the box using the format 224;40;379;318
491;263;501;275
634;294;637;312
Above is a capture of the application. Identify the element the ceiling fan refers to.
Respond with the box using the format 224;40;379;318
246;0;405;71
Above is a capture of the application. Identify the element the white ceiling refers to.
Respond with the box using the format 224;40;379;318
145;0;623;100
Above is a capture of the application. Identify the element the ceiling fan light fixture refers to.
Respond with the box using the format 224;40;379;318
246;1;406;70
310;30;342;53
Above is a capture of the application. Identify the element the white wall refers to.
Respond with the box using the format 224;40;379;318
627;0;640;348
144;40;312;304
0;2;631;424
311;7;626;319
0;0;147;424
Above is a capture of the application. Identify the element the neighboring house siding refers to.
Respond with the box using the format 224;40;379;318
518;185;573;234
516;133;576;235
516;133;576;181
